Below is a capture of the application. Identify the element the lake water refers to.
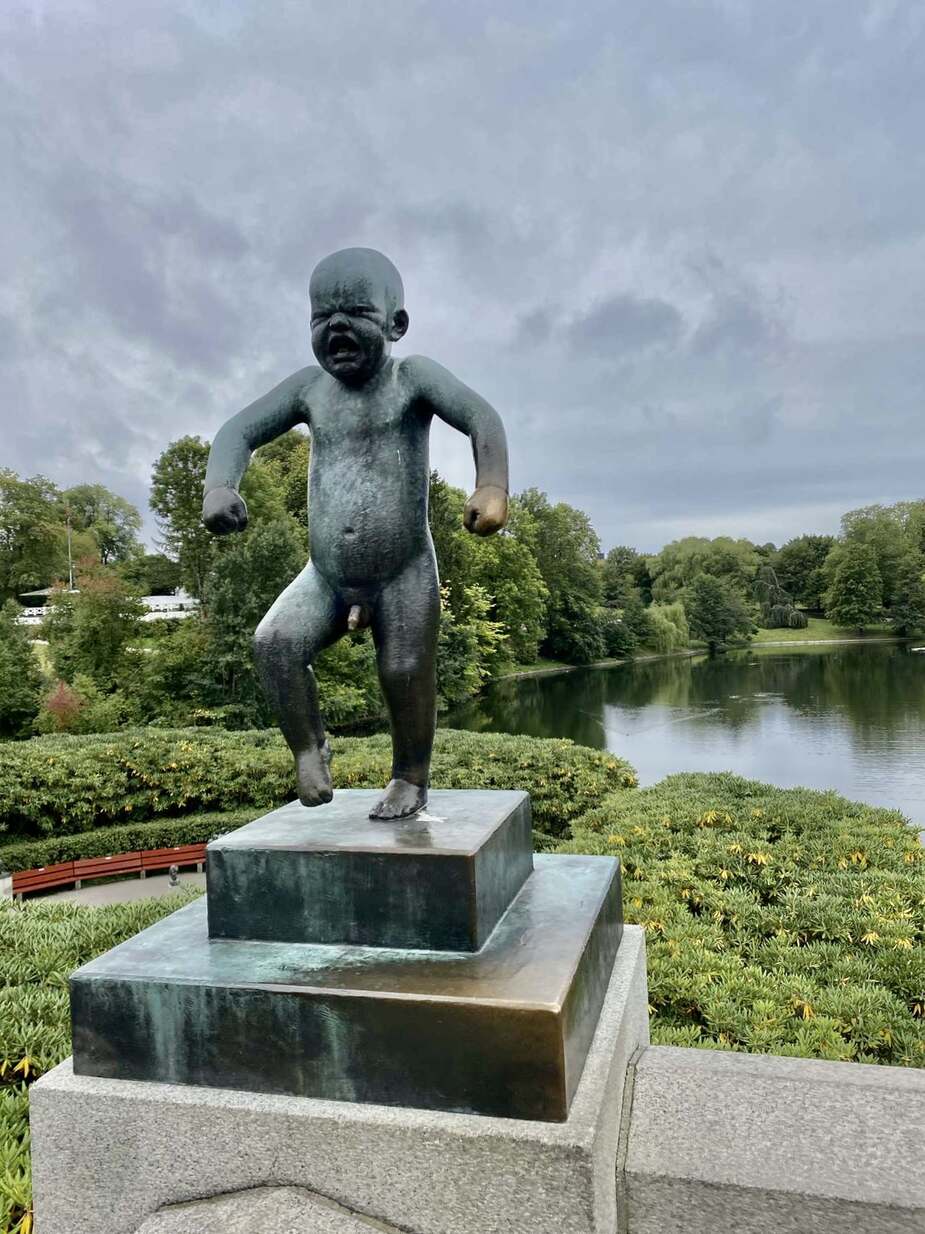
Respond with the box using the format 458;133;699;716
444;642;925;826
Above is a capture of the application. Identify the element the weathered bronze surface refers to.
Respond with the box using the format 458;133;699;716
201;247;510;820
207;789;534;951
70;854;622;1121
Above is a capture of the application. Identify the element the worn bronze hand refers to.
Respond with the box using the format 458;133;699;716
202;485;249;535
463;485;508;537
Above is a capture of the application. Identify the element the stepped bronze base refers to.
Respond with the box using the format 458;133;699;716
71;854;622;1121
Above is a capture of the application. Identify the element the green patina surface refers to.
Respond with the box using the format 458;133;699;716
70;854;622;1120
206;789;534;951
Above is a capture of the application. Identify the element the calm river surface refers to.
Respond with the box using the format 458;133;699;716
444;643;925;826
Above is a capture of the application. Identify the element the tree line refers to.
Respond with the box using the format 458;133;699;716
1;440;924;739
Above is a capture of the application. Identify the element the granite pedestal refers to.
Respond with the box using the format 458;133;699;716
34;788;643;1231
32;926;651;1234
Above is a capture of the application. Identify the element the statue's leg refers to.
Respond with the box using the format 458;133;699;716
369;550;440;820
253;563;346;807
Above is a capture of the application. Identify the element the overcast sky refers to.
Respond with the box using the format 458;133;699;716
2;1;924;552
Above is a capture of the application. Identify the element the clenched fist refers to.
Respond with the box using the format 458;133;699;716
463;485;508;537
202;485;248;535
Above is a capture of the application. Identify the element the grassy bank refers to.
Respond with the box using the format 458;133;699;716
751;617;898;644
487;618;903;683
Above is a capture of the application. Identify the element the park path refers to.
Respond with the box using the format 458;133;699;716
45;869;206;906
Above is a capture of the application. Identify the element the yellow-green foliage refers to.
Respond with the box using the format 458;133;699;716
0;892;200;1233
558;772;924;1066
0;728;635;843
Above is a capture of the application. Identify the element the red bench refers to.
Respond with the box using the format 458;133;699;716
73;852;143;882
11;861;76;896
11;844;207;899
142;844;207;874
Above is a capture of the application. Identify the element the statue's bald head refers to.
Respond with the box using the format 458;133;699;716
309;248;408;384
310;248;404;319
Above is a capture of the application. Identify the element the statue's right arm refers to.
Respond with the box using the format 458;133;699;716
202;368;316;533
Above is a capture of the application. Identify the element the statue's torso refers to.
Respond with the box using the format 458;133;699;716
300;360;433;590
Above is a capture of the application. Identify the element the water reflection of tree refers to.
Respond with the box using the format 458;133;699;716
446;671;610;750
447;645;925;756
813;646;925;745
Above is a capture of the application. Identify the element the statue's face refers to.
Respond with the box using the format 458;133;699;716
310;273;393;384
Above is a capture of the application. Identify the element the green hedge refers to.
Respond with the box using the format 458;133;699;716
0;727;636;844
0;811;253;875
557;772;925;1066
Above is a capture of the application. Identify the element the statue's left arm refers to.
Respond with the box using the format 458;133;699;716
406;355;509;536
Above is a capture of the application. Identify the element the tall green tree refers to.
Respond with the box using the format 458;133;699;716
824;542;883;633
428;472;472;609
429;474;547;666
773;535;835;609
893;499;925;556
62;483;142;564
684;573;753;653
601;546;642;607
601;545;652;649
203;517;307;722
753;564;807;629
436;583;508;707
44;564;145;689
0;469;69;600
119;552;182;595
647;601;690;653
0;601;44;736
889;551;925;636
840;504;916;607
150;437;214;599
253;429;311;529
512;489;604;664
647;536;759;603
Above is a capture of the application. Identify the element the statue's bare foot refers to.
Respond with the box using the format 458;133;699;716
369;778;427;820
296;742;333;807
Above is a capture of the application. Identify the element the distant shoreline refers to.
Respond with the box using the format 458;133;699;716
492;634;911;684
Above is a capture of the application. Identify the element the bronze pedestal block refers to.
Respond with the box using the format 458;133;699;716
206;790;534;951
70;854;622;1121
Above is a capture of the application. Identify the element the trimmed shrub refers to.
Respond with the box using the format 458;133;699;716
0;728;636;844
558;772;924;1066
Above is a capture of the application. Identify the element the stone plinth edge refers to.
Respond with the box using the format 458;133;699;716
31;926;650;1234
621;1045;925;1232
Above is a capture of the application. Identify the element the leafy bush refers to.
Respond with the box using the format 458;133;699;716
0;729;636;843
34;674;133;736
558;772;924;1065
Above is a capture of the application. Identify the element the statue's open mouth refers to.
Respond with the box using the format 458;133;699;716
329;336;359;359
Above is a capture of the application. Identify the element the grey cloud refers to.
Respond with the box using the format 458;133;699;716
2;0;924;554
567;294;684;357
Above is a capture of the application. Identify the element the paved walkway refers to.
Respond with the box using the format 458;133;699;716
45;869;206;906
